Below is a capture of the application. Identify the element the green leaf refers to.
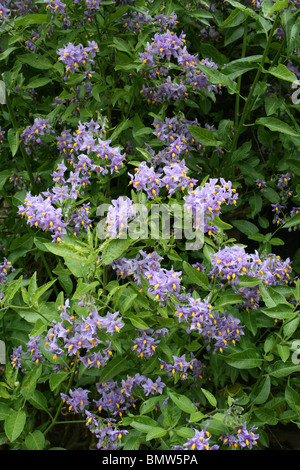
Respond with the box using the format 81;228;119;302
253;376;271;404
182;261;210;290
31;279;57;305
168;391;196;414
219;8;248;27
13;13;47;27
189;411;205;423
200;388;217;407
30;319;48;337
49;371;69;392
283;212;300;229
285;384;300;411
25;430;45;450
214;293;244;308
101;238;134;265
127;313;149;330
0;169;11;190
98;357;133;383
238;275;262;287
249;193;262;217
145;427;167;441
111;37;133;55
18;54;52;70
0;47;18;61
7;128;19;156
174;426;195;439
232;219;259;235
267;361;300;378
187;125;224;147
267;64;297;83
231;140;253;163
263;0;288;16
28;389;50;413
20;365;42;401
277;344;290;362
222;56;262;80
222;348;263;369
261;303;295;320
4;410;26;441
254;407;278;425
25;77;52;89
2;276;23;304
198;61;238;93
255;117;300;138
140;396;162;415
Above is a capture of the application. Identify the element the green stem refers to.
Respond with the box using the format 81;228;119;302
43;359;78;437
234;18;249;132
225;11;281;168
40;252;59;296
5;90;37;193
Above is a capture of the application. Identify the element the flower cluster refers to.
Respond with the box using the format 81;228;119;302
18;192;68;243
59;371;166;446
0;127;5;144
139;29;222;104
44;301;124;367
123;10;178;34
25;30;40;51
0;257;13;285
174;297;244;353
56;119;126;175
113;252;183;303
10;300;125;372
20;118;54;154
11;334;43;368
113;250;244;353
57;41;99;75
94;374;165;418
210;245;293;309
220;422;260;449
129;159;197;198
104;196;139;239
132;328;168;359
86;415;128;450
173;423;219;450
159;354;196;380
183;178;238;235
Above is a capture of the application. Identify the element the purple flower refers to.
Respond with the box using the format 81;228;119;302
174;424;219;450
183;178;238;234
221;422;259;449
159;354;195;380
132;329;161;359
141;376;165;396
11;345;24;369
26;335;43;364
18;192;68;243
104;196;139;238
20;118;53;154
0;258;13;284
57;41;99;74
61;387;90;413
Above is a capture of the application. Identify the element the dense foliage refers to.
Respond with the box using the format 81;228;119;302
0;0;300;451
